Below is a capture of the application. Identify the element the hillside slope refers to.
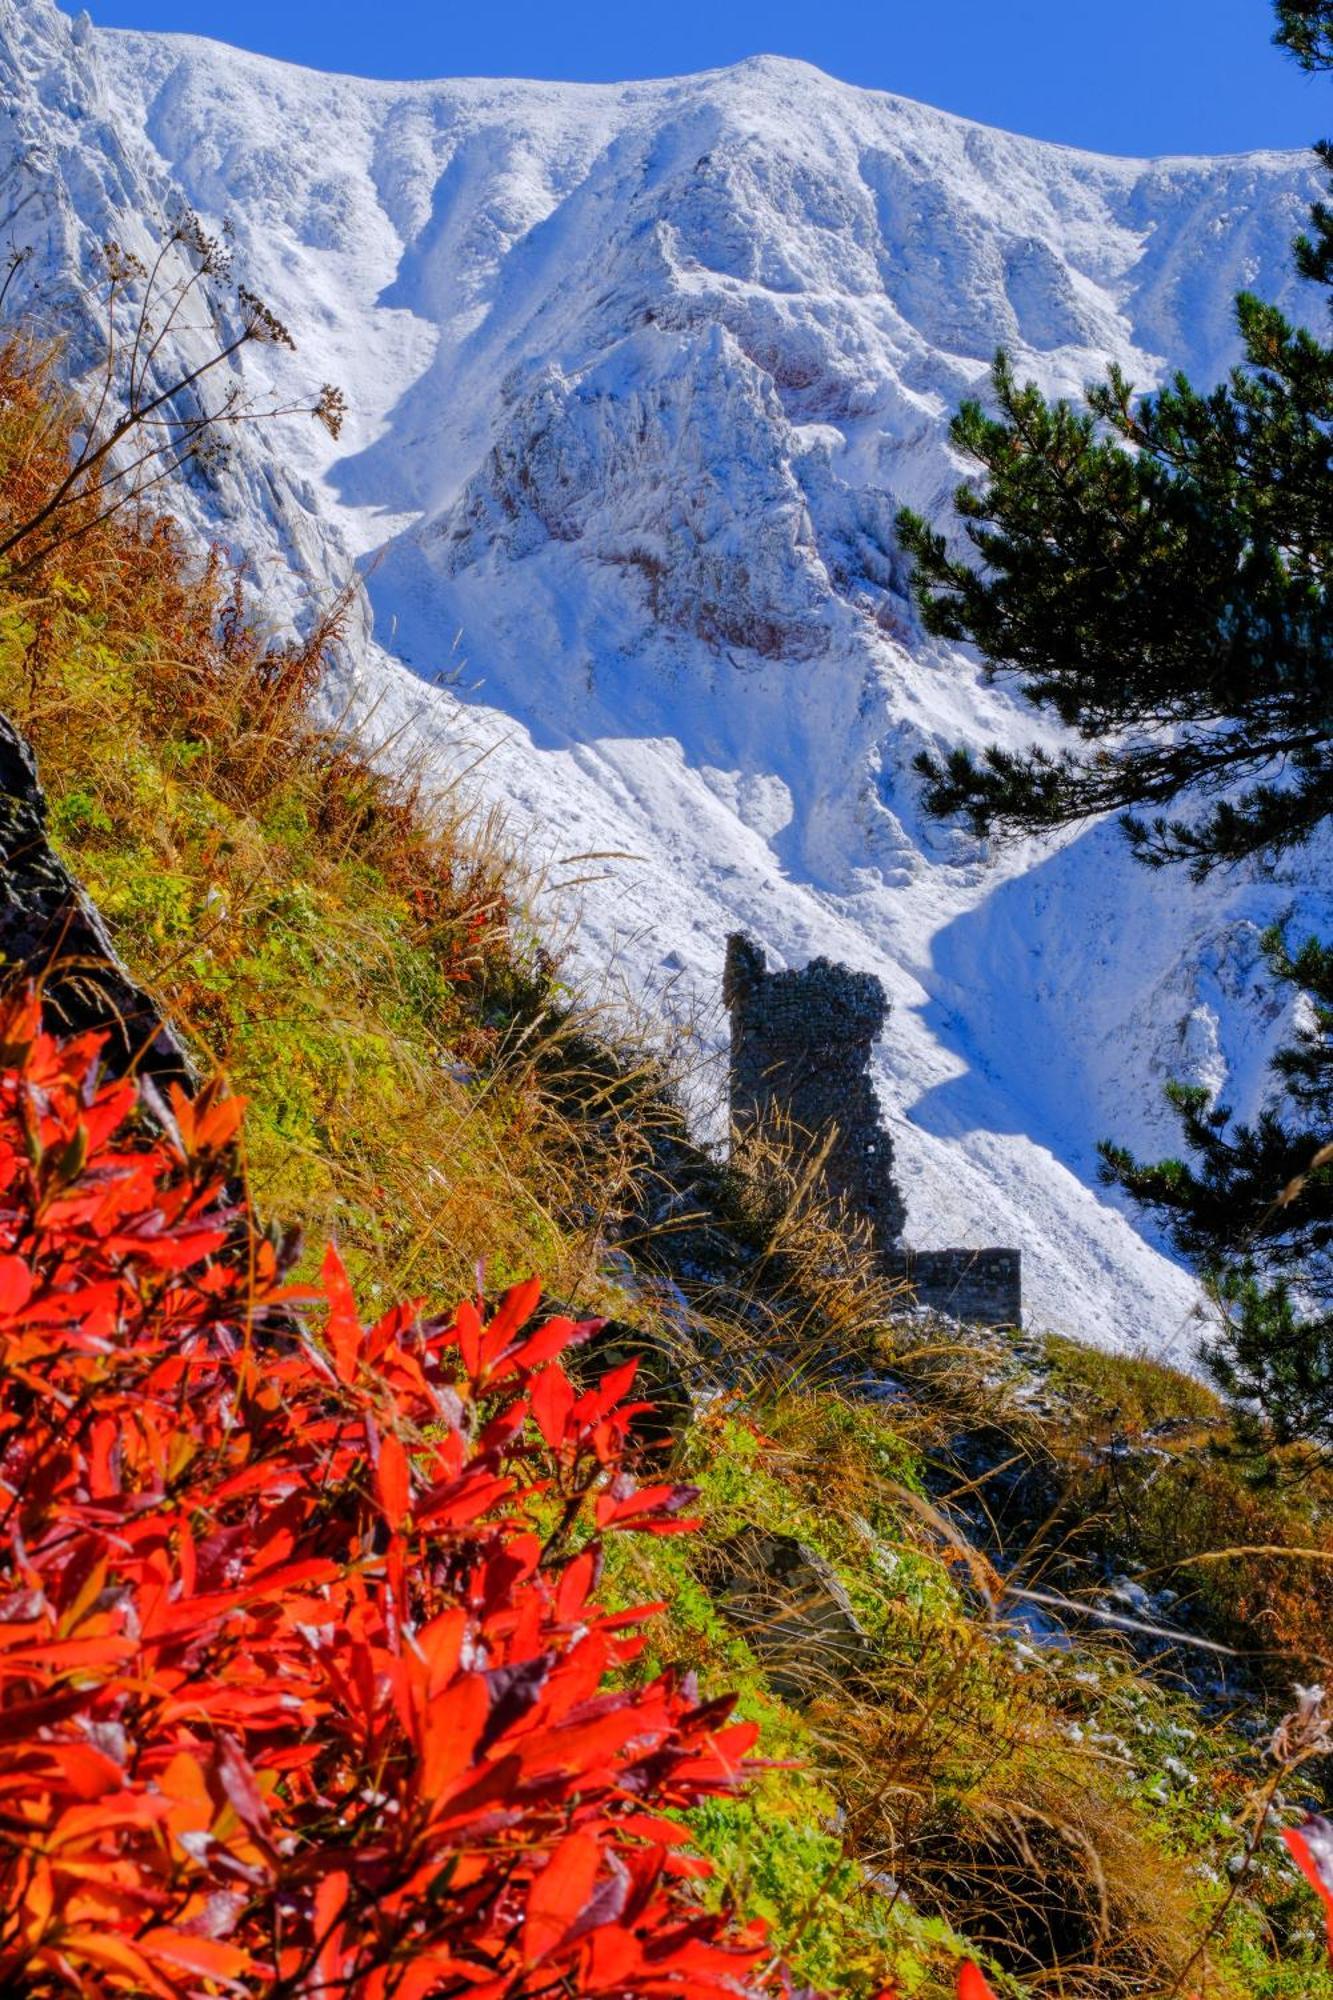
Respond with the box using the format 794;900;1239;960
6;0;1332;1346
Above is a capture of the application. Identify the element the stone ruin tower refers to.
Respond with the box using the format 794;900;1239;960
723;932;907;1250
723;933;1022;1328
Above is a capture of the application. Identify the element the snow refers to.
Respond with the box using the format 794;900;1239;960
6;0;1332;1353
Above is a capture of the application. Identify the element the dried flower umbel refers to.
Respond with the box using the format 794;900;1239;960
0;220;344;577
1269;1683;1333;1766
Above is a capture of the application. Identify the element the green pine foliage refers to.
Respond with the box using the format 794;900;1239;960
895;1;1333;1450
1276;0;1333;70
1100;929;1333;1448
895;329;1333;874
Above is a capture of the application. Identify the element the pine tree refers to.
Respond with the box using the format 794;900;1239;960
1100;930;1333;1447
1276;0;1333;72
897;336;1333;873
895;3;1333;1448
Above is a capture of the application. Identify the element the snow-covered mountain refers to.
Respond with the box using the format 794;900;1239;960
6;0;1331;1350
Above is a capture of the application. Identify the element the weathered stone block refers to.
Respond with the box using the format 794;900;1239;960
885;1247;1023;1329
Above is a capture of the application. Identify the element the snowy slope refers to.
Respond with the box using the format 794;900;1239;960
6;0;1331;1351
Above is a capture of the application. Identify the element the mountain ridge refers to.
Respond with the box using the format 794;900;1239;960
92;34;1317;167
7;0;1330;1349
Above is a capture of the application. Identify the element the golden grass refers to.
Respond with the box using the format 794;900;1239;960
5;324;1333;1998
0;329;687;1313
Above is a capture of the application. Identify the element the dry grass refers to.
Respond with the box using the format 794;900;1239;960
6;325;1332;1998
1038;1337;1333;1684
710;1392;1225;1999
688;1115;917;1383
0;328;678;1310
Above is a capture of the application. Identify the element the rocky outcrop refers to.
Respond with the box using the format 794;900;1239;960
708;1524;876;1703
0;715;190;1088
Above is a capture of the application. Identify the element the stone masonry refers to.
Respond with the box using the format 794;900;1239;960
724;932;907;1247
724;932;1022;1327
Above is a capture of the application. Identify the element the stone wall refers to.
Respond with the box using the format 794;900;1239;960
885;1247;1023;1329
724;932;1022;1328
723;932;907;1250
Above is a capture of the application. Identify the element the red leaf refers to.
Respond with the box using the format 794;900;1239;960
1285;1816;1333;1953
455;1298;484;1379
555;1548;600;1623
958;1964;998;2000
420;1672;490;1798
531;1363;575;1449
0;1253;32;1315
33;1741;124;1799
574;1358;639;1427
139;1930;253;1983
321;1243;362;1384
65;1933;177;2000
496;1315;590;1381
595;1480;700;1531
482;1275;544;1367
215;1737;273;1842
375;1431;411;1527
313;1870;350;1986
524;1829;602;1963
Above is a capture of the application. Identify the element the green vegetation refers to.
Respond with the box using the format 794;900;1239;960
1039;1334;1333;1689
1276;1;1333;75
896;0;1333;1457
3;315;1333;1995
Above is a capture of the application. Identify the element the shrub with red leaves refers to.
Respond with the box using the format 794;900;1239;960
0;992;803;1997
7;996;1324;2000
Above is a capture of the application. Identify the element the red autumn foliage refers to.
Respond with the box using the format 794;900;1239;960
955;1965;995;2000
1285;1815;1333;1960
0;992;803;1997
1;992;1326;2000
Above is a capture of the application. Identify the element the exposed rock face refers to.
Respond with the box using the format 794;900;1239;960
724;930;907;1251
724;931;1021;1327
708;1524;875;1704
0;715;189;1088
443;331;838;664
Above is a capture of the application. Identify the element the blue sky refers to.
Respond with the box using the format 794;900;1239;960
82;0;1328;159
